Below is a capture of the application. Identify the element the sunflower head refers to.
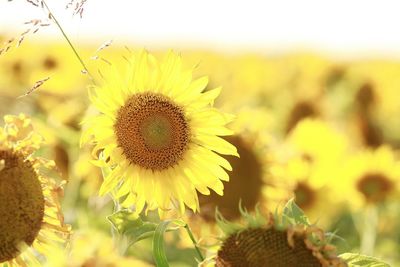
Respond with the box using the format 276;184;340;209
82;50;237;216
213;203;346;267
340;145;400;209
0;114;70;266
267;139;345;226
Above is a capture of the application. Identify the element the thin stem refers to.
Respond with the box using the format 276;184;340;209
184;223;205;262
360;205;378;255
41;0;96;84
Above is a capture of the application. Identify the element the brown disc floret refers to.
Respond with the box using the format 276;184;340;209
114;93;189;171
0;149;45;263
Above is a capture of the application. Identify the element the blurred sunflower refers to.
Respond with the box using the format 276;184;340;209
267;155;339;227
208;208;346;267
267;119;348;225
339;146;400;209
82;50;237;215
345;61;400;146
196;108;273;222
29;44;89;95
0;44;32;90
0;114;70;266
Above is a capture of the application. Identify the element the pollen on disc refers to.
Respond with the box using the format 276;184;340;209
114;92;189;171
0;150;45;263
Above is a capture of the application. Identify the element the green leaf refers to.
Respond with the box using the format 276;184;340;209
281;198;310;227
153;220;172;267
107;209;158;243
152;220;186;267
339;253;391;267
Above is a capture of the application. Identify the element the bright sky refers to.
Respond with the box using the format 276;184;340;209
1;0;400;57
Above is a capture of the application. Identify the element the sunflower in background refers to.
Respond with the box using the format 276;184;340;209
333;145;400;260
0;43;38;117
268;119;348;226
82;50;237;216
22;43;93;131
0;114;70;266
28;44;89;96
338;146;400;210
340;61;400;148
0;43;33;90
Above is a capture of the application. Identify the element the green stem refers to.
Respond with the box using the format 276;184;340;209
184;223;205;262
41;0;96;84
360;205;378;255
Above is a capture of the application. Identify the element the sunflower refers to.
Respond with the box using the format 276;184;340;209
267;119;348;226
338;145;400;210
267;155;339;228
0;43;32;90
28;43;89;95
0;114;70;266
82;50;237;215
208;207;346;267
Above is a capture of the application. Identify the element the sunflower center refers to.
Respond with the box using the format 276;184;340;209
294;182;316;210
356;173;393;203
114;92;189;171
0;150;45;263
216;228;322;267
198;135;264;222
43;56;58;70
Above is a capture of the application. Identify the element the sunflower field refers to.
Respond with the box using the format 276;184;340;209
0;1;399;267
